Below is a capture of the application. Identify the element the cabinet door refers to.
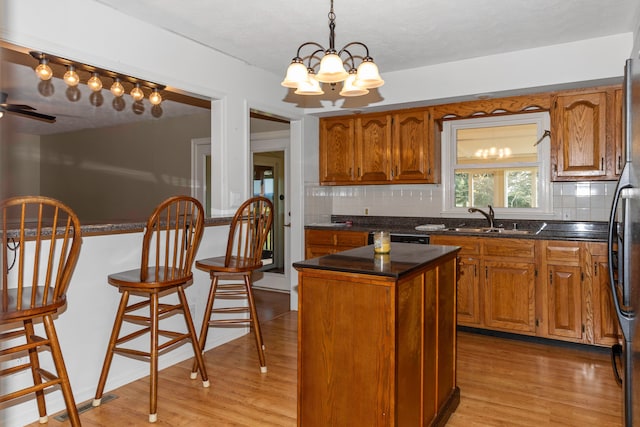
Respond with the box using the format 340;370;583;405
592;254;621;345
392;109;433;183
319;117;355;184
456;256;481;326
483;260;536;333
546;264;583;340
551;91;607;180
356;113;392;182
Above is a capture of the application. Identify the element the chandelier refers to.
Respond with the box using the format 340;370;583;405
30;51;165;106
281;0;384;97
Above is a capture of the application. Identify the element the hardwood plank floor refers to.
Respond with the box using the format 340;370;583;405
27;291;622;426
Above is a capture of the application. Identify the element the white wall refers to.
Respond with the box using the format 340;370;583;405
1;225;232;427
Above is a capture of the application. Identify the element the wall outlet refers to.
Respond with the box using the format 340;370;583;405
364;208;369;215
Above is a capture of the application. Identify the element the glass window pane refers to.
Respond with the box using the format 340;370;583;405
456;123;538;165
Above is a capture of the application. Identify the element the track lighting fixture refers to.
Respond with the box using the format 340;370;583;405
34;54;53;81
149;88;162;106
87;72;103;92
29;51;166;106
63;65;80;87
130;83;144;102
110;78;125;97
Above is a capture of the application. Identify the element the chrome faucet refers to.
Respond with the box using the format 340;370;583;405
468;205;495;229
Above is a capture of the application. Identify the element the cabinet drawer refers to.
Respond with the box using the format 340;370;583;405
336;231;369;246
483;238;534;259
305;229;336;245
543;241;581;264
430;235;481;255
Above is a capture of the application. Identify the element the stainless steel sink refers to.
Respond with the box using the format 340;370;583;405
445;227;533;235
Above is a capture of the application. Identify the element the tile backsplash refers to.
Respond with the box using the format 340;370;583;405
305;181;617;224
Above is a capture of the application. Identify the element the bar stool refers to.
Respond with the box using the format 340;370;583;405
191;196;273;376
92;196;209;423
0;196;83;426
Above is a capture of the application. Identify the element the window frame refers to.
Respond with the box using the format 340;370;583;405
441;112;553;218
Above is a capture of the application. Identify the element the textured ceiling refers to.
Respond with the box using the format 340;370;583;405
95;0;640;76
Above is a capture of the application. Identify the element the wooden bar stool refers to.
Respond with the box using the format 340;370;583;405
92;196;209;423
191;196;273;376
1;196;83;426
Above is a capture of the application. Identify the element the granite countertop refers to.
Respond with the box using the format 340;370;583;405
306;216;609;242
293;242;460;278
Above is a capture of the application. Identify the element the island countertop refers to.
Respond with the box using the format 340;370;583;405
292;242;460;278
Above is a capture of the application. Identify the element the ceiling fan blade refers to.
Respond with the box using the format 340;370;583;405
4;107;56;123
1;103;36;111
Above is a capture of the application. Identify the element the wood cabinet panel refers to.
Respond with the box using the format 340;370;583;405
304;229;369;259
551;91;609;180
392;109;435;182
483;260;536;333
319;117;355;184
356;113;392;182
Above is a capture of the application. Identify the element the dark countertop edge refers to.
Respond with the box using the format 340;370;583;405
306;216;609;243
7;216;234;238
293;243;460;279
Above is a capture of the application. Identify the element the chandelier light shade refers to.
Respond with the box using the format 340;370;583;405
281;0;383;97
63;65;80;87
29;51;165;106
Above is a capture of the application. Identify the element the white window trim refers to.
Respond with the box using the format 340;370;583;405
441;112;554;219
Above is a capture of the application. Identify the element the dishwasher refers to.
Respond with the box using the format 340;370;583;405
367;232;430;245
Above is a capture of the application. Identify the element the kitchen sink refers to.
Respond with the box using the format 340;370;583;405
445;227;534;235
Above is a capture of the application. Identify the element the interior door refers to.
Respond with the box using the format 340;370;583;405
251;143;290;292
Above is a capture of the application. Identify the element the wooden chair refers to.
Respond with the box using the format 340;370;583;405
191;196;274;375
92;196;209;423
1;196;83;426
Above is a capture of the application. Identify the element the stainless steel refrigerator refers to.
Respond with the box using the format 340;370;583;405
609;54;640;426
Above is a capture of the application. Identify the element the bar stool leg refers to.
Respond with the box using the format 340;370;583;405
94;291;130;407
24;319;48;423
244;275;267;373
149;292;159;423
43;315;81;427
177;286;210;386
191;276;218;378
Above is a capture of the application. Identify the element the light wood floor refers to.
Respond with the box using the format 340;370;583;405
27;290;622;426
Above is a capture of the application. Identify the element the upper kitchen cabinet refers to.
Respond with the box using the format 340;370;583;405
550;87;620;181
320;116;356;184
319;107;439;185
392;109;439;183
355;113;393;182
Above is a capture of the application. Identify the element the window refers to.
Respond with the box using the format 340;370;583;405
442;112;551;217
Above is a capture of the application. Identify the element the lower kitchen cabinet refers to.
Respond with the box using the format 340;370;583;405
428;235;481;326
431;234;621;347
538;241;584;342
588;242;622;346
304;229;369;259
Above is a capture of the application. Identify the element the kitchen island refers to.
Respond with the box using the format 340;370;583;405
293;243;460;427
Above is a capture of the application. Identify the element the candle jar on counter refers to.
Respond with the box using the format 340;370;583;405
374;253;391;271
373;231;391;254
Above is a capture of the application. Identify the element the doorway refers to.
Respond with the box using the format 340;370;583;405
251;130;290;293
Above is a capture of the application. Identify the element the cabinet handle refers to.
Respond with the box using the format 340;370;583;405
349;167;352;178
601;157;604;171
357;167;361;177
474;264;477;277
618;155;622;171
549;271;553;284
594;262;598;275
485;266;488;279
395;166;398;177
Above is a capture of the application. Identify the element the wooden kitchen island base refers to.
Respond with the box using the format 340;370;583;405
293;243;460;427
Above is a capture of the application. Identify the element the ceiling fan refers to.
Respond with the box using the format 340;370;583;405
0;91;56;123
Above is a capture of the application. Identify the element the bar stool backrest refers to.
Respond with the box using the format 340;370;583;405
225;196;274;269
140;195;205;283
1;196;82;319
